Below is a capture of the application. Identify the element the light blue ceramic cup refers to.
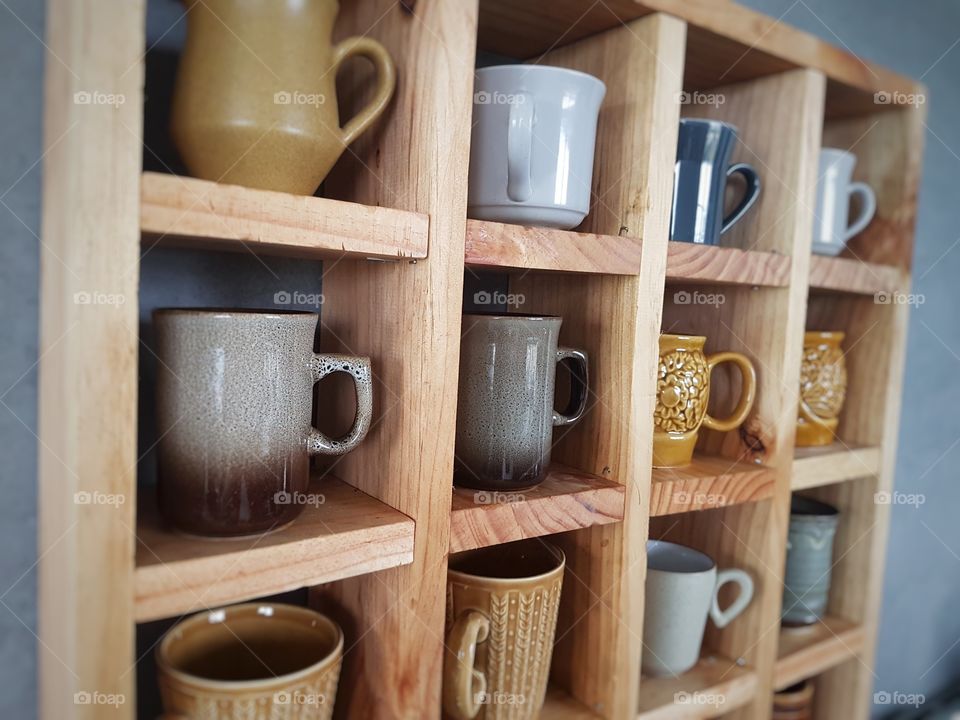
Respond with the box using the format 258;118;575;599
782;495;840;625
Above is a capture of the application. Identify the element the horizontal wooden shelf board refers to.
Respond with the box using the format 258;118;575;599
808;255;905;295
449;465;625;553
464;219;642;275
666;242;790;287
649;456;776;516
543;685;604;719
477;0;920;115
792;443;881;490
134;476;414;623
140;171;429;261
775;615;866;690
637;654;758;720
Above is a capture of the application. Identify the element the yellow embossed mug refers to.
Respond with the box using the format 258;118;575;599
796;331;847;447
653;334;757;467
171;0;396;195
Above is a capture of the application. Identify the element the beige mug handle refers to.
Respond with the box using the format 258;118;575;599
308;353;373;455
702;351;756;432
331;36;397;146
442;609;490;720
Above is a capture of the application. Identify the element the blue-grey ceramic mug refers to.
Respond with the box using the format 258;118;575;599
782;495;840;625
670;119;761;245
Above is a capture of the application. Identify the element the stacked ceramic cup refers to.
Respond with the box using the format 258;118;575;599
782;495;841;626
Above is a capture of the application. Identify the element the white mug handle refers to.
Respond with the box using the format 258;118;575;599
506;91;534;202
843;181;877;242
709;568;754;629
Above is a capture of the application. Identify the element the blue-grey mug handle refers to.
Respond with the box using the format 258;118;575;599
721;162;761;234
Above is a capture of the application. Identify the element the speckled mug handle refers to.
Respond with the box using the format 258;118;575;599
308;353;373;456
553;347;589;427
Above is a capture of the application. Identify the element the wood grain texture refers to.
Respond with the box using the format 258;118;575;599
637;654;758;720
135;477;414;622
666;242;790;287
649;457;775;516
464;219;642;275
304;2;477;718
141;171;429;261
506;15;687;719
542;685;604;719
774;615;866;691
38;1;145;717
808;255;905;295
449;467;625;553
477;0;920;108
792;443;882;490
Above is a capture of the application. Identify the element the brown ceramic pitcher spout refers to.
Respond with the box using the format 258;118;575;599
171;0;396;195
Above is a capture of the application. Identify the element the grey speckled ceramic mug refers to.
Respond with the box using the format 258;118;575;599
154;310;373;537
782;495;840;625
454;314;588;491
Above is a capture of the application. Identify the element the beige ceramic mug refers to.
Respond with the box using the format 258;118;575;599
157;603;343;720
171;0;396;195
443;540;565;720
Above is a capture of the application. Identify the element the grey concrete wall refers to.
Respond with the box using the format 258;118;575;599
2;1;959;718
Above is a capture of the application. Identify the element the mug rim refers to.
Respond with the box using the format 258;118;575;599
463;312;561;321
804;330;845;342
790;495;840;517
659;333;706;342
154;308;319;320
448;541;565;586
646;539;716;575
474;63;606;91
820;146;855;159
156;603;343;691
679;117;740;135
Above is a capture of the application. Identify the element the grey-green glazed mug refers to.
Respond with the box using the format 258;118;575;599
454;314;588;490
782;495;840;625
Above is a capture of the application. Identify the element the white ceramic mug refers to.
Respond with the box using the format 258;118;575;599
642;540;754;677
812;148;877;255
467;64;606;230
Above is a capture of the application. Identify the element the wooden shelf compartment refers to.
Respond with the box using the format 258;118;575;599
808;255;905;296
449;465;625;553
666;242;790;287
637;654;758;720
140;171;430;261
464;218;642;275
134;476;414;623
543;686;604;719
649;455;776;517
792;443;882;490
774;615;866;691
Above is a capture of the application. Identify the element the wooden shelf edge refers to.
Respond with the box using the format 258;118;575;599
792;443;882;490
637;654;758;720
449;465;625;553
543;685;604;719
808;254;906;295
774;616;866;690
134;476;415;623
140;171;430;261
649;456;776;517
464;218;642;275
666;242;791;287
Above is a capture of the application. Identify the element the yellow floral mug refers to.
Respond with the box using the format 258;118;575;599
653;334;757;467
796;331;847;447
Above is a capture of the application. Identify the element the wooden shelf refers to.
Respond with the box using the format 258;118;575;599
775;616;866;690
463;218;642;275
792;443;882;490
543;686;604;719
666;242;790;287
808;255;904;295
134;476;414;622
140;171;429;261
649;456;776;516
637;654;758;720
449;465;625;553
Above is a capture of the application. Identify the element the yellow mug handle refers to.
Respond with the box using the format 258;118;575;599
702;351;757;432
331;36;397;146
442;609;490;720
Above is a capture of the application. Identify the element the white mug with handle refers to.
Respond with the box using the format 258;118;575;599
642;540;755;677
812;148;877;256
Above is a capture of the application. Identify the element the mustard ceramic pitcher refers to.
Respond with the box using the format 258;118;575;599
171;0;396;195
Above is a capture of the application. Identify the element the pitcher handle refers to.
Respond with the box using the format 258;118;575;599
331;37;397;146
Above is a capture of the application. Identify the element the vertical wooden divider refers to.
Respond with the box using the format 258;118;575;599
39;0;145;717
310;2;478;718
507;15;686;718
654;69;825;720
